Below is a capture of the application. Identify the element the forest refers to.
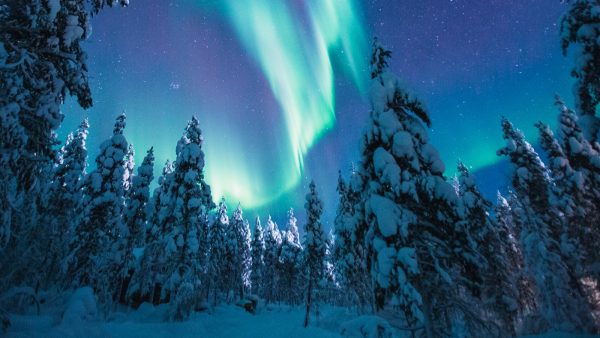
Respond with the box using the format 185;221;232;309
1;1;600;337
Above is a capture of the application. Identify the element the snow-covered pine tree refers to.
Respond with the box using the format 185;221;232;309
560;0;600;139
18;119;90;291
555;98;600;283
497;117;595;333
303;181;327;327
0;0;127;257
224;204;251;301
333;170;371;311
157;116;214;320
279;208;303;305
209;198;229;305
457;163;518;336
239;218;252;298
65;114;129;309
360;40;482;337
129;159;174;305
535;121;589;276
118;147;154;303
263;215;282;303
495;192;534;319
250;216;265;297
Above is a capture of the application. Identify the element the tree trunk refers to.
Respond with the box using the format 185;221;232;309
304;278;313;328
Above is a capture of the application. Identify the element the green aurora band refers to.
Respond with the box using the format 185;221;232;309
199;0;368;208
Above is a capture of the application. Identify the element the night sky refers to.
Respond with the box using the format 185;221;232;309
61;0;575;226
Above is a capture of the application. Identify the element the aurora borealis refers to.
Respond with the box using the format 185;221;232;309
61;0;575;224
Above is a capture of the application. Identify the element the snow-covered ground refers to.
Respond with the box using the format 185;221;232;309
3;289;598;338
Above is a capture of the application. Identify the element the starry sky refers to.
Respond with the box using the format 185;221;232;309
61;0;575;227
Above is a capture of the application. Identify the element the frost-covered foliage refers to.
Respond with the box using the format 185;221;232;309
457;163;518;336
222;204;251;301
118;147;154;303
359;40;483;337
497;117;595;334
123;144;135;193
279;208;304;305
209;198;229;303
263;215;282;303
250;216;265;296
333;170;371;311
64;114;128;311
0;0;127;257
130;159;174;305
303;180;327;327
151;116;214;320
560;0;600;139
555;98;600;284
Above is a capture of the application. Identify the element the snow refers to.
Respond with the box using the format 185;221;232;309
368;194;399;237
5;303;374;338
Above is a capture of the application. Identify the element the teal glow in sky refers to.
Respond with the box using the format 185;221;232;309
60;0;575;223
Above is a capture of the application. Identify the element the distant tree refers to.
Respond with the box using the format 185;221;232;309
64;114;129;310
118;147;154;303
130;159;174;305
262;215;282;303
224;204;251;301
303;181;327;327
209;199;229;305
250;216;265;296
333;170;371;311
497;117;595;333
560;0;600;139
279;208;303;305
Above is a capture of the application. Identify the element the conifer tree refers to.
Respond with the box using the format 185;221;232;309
118;147;154;303
65;114;129;308
158;116;214;320
209;199;229;304
360;40;482;337
303;181;327;327
123;144;135;193
457;163;518;336
560;0;600;139
250;216;265;296
497;117;594;333
279;208;303;305
263;215;282;303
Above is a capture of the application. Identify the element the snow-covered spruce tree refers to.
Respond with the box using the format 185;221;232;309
129;159;174;305
360;40;483;337
263;215;282;303
39;119;90;288
497;117;595;333
157;116;214;320
117;147;154;304
279;208;304;305
250;216;265;296
0;0;127;256
457;163;518;336
303;181;327;327
555;98;600;282
333;170;371;311
560;0;600;139
64;114;128;309
209;198;229;305
239;219;252;298
535;121;589;276
223;204;251;301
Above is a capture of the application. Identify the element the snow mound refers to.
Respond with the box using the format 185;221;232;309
340;316;395;338
61;287;97;325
